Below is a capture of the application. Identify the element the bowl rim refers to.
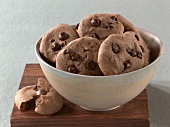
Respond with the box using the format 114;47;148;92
35;28;164;78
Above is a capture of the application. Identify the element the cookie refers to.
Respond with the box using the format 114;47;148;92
39;24;79;66
115;14;140;34
15;85;37;111
98;34;144;76
15;78;63;115
77;14;124;40
35;78;63;115
56;37;103;76
123;31;150;66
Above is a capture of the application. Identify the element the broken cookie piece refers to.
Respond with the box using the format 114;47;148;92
15;78;63;115
15;85;37;111
34;78;63;115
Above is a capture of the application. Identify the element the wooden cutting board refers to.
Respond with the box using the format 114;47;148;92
10;64;150;127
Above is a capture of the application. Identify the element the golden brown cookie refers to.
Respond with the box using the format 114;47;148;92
15;85;37;111
56;37;103;76
77;14;124;40
35;78;63;115
39;24;79;66
15;78;63;115
98;34;145;76
123;31;150;66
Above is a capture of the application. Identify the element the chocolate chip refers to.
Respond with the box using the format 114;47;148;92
126;47;131;53
112;44;120;54
108;23;114;28
135;35;139;41
106;25;113;29
103;25;109;29
85;61;96;70
123;29;127;33
51;43;61;51
68;65;78;74
34;85;38;91
124;60;131;70
131;49;137;56
70;53;80;61
140;45;145;53
51;39;55;42
91;33;99;39
58;32;69;41
137;51;142;59
40;89;47;95
76;23;79;29
90;19;101;27
64;49;73;54
60;41;67;48
111;16;118;21
126;47;137;57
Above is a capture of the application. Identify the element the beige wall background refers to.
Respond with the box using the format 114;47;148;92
0;0;170;126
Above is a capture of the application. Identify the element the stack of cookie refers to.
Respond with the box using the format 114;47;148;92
39;14;150;76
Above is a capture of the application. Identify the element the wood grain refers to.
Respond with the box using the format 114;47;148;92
11;64;150;127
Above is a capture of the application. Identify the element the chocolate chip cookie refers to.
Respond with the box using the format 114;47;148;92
15;85;37;111
15;78;63;115
56;37;103;76
77;14;124;40
124;31;150;66
115;14;140;34
39;24;79;66
35;78;63;115
98;34;144;76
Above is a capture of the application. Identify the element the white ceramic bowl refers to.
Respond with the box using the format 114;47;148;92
35;29;163;111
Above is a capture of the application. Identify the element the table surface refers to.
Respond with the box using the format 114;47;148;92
11;64;149;127
0;0;170;127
